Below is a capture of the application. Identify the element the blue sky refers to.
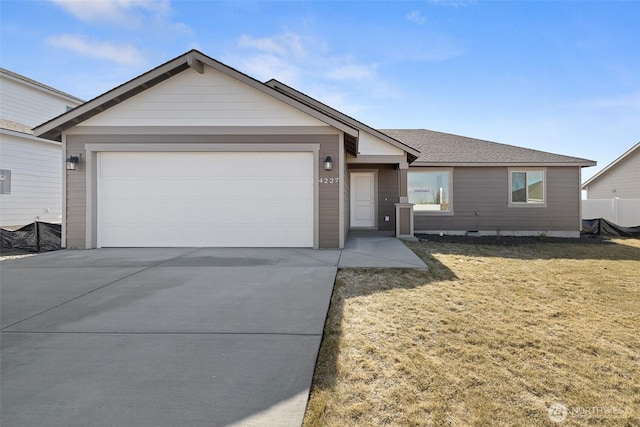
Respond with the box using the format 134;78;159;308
2;0;639;181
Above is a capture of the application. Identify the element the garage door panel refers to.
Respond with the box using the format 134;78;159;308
98;152;314;247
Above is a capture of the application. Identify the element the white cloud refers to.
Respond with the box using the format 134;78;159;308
227;53;302;85
427;0;477;7
47;34;146;66
237;33;306;58
326;63;377;81
407;10;426;25
50;0;192;35
52;0;166;25
222;31;393;119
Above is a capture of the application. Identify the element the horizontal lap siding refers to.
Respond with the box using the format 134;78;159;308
78;67;325;128
65;139;87;247
65;133;340;249
414;167;581;232
586;150;640;199
319;139;340;248
0;136;63;227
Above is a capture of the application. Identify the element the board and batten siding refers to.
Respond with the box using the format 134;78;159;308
414;166;582;233
585;148;640;199
0;134;62;227
78;66;329;129
64;132;340;249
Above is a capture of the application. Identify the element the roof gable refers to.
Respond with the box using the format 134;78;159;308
34;50;358;141
382;129;596;166
78;64;330;128
266;79;420;160
581;142;640;188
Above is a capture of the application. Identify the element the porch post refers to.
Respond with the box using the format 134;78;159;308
398;162;409;203
396;162;416;240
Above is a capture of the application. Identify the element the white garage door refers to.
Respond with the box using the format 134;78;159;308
98;152;314;247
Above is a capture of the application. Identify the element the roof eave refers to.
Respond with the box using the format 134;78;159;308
411;161;597;167
34;50;360;141
266;79;420;158
34;55;192;141
581;141;640;188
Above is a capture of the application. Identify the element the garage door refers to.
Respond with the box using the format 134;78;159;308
98;152;314;247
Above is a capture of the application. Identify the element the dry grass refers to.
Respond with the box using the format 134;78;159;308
304;238;640;427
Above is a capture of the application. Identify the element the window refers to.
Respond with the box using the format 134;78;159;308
509;169;545;206
408;169;452;212
0;170;11;194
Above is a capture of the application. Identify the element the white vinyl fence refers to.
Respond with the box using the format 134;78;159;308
582;198;640;227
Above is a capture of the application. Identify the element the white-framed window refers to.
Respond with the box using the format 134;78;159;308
0;169;11;194
408;168;453;213
509;168;546;207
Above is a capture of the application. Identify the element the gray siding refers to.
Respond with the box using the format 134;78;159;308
586;149;640;199
65;131;340;249
414;166;582;233
349;164;399;232
343;162;350;236
319;139;340;248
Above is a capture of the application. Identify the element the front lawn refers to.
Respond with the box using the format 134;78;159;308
304;238;640;426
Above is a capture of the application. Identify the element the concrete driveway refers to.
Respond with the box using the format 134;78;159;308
1;248;340;427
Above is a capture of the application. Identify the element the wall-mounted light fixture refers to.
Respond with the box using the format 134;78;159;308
66;155;79;171
323;155;333;171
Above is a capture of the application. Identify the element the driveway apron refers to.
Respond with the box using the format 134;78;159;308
1;248;340;427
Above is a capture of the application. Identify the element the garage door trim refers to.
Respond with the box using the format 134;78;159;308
84;143;320;248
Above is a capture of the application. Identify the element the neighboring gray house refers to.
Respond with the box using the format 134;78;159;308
33;50;596;249
0;68;84;228
581;142;640;226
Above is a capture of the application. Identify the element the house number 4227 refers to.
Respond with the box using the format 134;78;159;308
319;177;340;184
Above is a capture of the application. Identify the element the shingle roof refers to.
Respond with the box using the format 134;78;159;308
380;129;595;166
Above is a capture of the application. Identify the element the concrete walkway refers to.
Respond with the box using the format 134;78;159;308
1;236;426;427
339;231;428;270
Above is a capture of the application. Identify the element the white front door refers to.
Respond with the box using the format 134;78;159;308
350;172;376;228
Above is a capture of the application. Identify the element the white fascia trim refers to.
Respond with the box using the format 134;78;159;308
582;142;640;189
0;128;62;146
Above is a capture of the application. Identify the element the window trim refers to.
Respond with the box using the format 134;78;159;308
0;169;11;195
408;167;454;216
508;167;547;208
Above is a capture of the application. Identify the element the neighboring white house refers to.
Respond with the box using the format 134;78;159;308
582;142;640;226
0;68;84;228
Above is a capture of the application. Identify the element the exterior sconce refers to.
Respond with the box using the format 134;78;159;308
66;155;79;171
323;155;333;171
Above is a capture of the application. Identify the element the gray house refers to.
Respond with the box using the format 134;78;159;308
34;50;595;249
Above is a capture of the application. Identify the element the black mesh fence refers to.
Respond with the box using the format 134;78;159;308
0;222;62;252
582;218;640;238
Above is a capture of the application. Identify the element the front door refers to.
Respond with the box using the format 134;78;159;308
350;172;376;228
